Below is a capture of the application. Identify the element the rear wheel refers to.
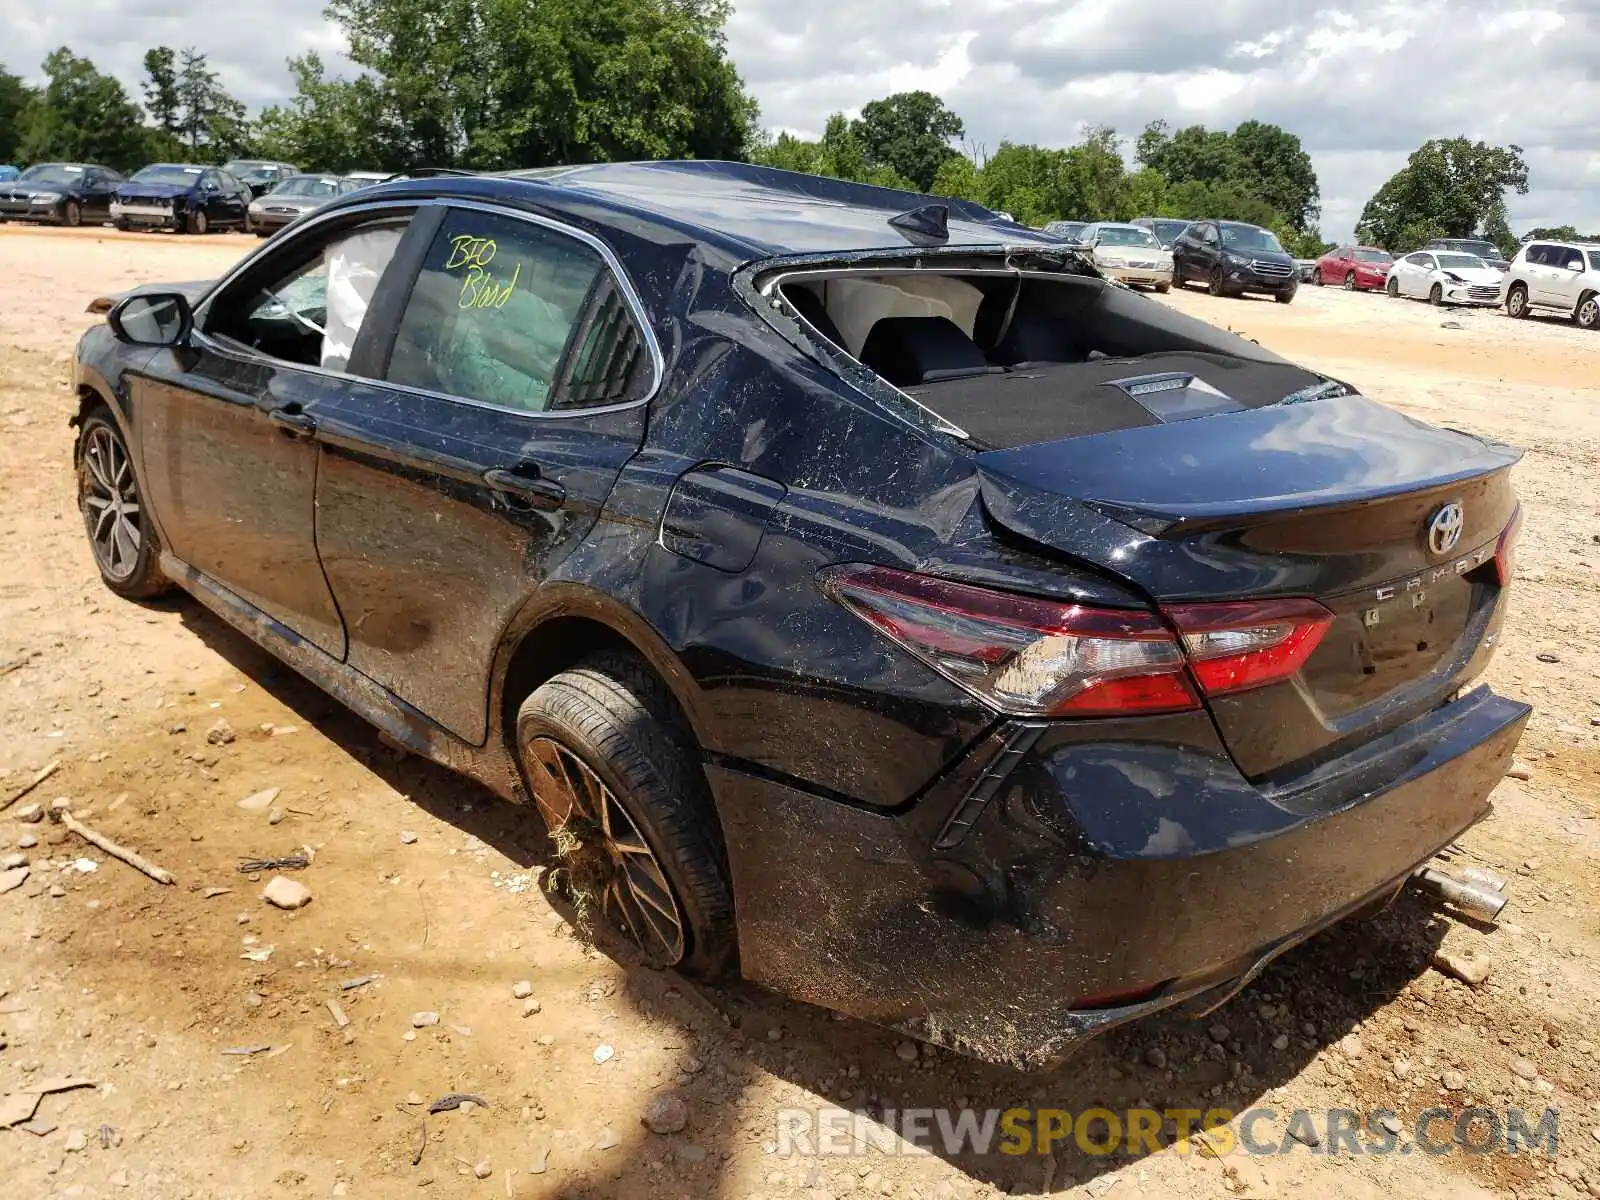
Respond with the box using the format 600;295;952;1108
1343;270;1356;291
1506;284;1530;319
515;653;736;979
77;411;169;599
1578;293;1600;331
1208;266;1228;297
1387;276;1400;298
62;200;82;228
1429;283;1443;306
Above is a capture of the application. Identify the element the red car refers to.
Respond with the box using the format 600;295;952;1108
1316;245;1394;290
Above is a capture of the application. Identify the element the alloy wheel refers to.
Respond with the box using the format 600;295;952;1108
1344;271;1356;291
1387;277;1399;298
80;423;142;582
524;735;686;965
1578;297;1599;331
1508;288;1527;318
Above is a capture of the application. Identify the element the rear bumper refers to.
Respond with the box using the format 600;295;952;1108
711;685;1528;1069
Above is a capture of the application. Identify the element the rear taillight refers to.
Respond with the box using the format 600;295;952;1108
1162;599;1334;696
821;565;1197;717
822;565;1334;718
1492;508;1522;586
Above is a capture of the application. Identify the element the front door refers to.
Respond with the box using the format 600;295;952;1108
310;204;654;743
129;205;419;657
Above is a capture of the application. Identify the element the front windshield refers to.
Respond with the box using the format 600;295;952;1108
132;165;203;186
1097;227;1162;248
1220;225;1284;253
271;177;343;199
1355;249;1393;263
19;164;85;185
1436;253;1486;270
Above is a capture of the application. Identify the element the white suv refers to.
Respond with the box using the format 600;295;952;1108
1503;240;1600;330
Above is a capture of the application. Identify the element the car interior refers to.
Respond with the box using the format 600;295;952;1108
778;269;1325;447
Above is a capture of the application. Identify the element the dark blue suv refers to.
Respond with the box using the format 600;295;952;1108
72;162;1527;1067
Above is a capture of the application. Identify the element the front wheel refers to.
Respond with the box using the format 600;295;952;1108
184;209;208;235
1387;276;1400;298
1506;285;1530;319
77;411;169;600
1274;292;1294;305
62;200;82;228
515;653;736;979
1155;282;1171;294
1343;271;1356;291
1313;268;1324;286
1577;294;1600;331
113;218;130;232
1429;283;1443;306
1208;266;1228;297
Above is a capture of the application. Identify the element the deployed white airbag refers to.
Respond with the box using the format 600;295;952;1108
322;227;402;370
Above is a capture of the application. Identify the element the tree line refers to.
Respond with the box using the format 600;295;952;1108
0;0;1542;256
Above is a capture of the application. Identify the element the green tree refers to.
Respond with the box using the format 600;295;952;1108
254;52;396;170
326;0;756;169
17;49;147;171
851;90;964;191
142;48;181;139
0;65;34;164
1058;125;1128;220
1230;119;1319;231
1136;120;1238;187
1522;225;1600;242
929;153;983;203
1355;138;1529;254
176;48;249;158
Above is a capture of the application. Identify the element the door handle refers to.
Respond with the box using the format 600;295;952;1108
484;467;565;509
269;406;317;436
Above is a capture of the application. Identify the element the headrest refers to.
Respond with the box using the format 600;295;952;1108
858;316;998;387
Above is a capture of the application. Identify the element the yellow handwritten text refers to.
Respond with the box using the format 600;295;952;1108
445;234;497;271
459;262;521;309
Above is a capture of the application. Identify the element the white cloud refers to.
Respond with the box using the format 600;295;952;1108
4;0;1597;239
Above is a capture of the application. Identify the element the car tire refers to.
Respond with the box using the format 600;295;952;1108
514;652;736;980
1506;284;1530;319
1274;292;1294;305
1155;282;1171;294
76;409;170;600
1387;276;1400;298
1313;269;1324;286
185;209;208;236
62;200;82;228
113;218;131;232
1429;283;1443;306
1343;271;1356;291
1577;293;1600;331
1208;266;1228;297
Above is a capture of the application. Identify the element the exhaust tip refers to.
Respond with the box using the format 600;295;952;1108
1411;866;1508;923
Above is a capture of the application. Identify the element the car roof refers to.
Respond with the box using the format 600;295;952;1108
354;161;1059;261
1217;220;1267;231
1085;222;1149;232
142;163;208;171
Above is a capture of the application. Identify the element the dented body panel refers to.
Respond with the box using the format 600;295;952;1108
72;161;1529;1068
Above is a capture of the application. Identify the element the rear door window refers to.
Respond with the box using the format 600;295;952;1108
1525;244;1555;266
385;209;625;413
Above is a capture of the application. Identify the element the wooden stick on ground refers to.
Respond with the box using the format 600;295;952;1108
49;809;175;885
2;759;60;812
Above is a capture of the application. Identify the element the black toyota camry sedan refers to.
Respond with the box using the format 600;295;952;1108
72;162;1527;1069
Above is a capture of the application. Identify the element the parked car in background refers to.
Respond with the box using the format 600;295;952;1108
1130;217;1192;248
0;165;19;182
113;164;254;235
1315;245;1394;290
222;159;300;198
1422;237;1509;273
342;170;394;188
1172;220;1298;302
1079;221;1173;291
1295;259;1318;283
1502;240;1600;329
0;163;123;227
74;161;1527;1068
1385;251;1503;306
1042;219;1089;244
248;174;363;237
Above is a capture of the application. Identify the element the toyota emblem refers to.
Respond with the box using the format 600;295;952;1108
1427;502;1465;557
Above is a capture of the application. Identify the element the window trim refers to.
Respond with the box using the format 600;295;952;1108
189;196;665;421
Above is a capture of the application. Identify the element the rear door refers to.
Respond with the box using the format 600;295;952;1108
1551;245;1586;309
309;202;656;744
1523;244;1558;304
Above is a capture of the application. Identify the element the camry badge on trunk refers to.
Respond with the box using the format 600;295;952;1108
1428;502;1465;556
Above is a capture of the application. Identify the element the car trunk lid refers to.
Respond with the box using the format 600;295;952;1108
975;393;1521;778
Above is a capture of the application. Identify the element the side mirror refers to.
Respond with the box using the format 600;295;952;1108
107;293;193;347
1568;261;1585;272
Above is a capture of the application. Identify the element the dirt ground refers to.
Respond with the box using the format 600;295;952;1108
3;224;1600;1200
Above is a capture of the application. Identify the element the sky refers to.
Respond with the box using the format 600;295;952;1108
4;0;1598;242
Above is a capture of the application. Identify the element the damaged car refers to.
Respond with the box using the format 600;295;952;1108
72;162;1528;1069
